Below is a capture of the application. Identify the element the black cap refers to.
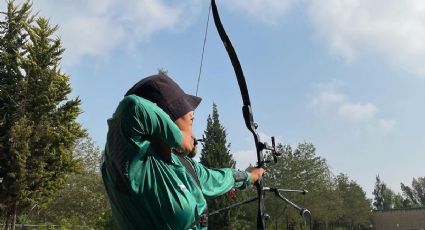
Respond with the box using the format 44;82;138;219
125;75;202;121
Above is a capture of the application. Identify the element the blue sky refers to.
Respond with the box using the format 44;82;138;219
2;0;425;198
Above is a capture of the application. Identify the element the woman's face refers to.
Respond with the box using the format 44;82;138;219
175;111;194;134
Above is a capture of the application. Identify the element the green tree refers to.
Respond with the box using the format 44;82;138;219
373;175;400;210
382;188;396;210
0;1;85;228
0;2;35;228
0;2;32;226
264;142;339;229
372;175;386;210
200;103;239;230
260;143;373;229
393;193;407;209
335;174;371;228
157;68;168;76
401;177;425;207
34;137;113;229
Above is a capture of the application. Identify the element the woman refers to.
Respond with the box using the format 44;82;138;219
102;74;264;229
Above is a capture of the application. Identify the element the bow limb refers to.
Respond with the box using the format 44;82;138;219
210;0;266;229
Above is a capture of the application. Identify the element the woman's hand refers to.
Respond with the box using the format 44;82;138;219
247;167;265;183
179;131;195;154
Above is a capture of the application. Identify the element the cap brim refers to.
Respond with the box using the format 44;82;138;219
186;94;202;111
168;94;202;120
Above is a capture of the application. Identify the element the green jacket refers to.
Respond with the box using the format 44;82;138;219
102;95;251;230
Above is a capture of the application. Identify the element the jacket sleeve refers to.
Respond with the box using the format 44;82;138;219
120;95;182;149
192;160;252;198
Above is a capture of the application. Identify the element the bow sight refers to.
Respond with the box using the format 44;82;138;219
260;136;281;164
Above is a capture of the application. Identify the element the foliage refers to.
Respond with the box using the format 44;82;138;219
199;103;242;230
392;193;407;209
264;143;371;229
200;104;234;168
382;188;397;210
401;177;425;207
72;136;102;174
372;175;408;210
157;68;168;76
264;143;334;229
0;1;85;228
33;136;114;229
334;174;371;228
372;175;386;210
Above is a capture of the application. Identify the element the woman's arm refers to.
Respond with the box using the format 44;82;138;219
191;160;253;198
120;95;183;148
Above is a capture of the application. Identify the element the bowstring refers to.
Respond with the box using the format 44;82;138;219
192;2;211;143
195;2;212;99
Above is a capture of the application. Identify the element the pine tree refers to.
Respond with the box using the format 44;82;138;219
0;2;33;228
200;103;239;230
373;175;399;210
0;2;85;228
373;175;386;210
200;103;234;168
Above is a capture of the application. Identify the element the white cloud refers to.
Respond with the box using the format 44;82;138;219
5;0;425;75
311;82;396;133
377;119;397;132
258;131;284;149
61;16;125;59
219;0;425;76
311;89;346;112
232;149;257;169
119;0;196;39
338;102;378;122
309;0;425;74
3;0;202;65
221;0;297;25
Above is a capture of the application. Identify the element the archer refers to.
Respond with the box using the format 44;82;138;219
101;74;265;229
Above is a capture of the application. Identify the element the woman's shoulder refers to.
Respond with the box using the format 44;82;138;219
122;95;155;107
115;95;161;115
